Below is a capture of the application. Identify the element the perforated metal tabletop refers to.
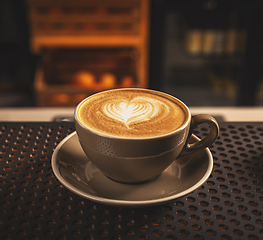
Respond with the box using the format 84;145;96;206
0;122;263;240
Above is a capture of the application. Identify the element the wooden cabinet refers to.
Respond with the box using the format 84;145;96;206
26;0;149;106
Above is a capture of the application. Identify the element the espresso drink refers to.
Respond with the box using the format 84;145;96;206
77;89;187;138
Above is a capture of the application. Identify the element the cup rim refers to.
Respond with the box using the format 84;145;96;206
74;88;191;140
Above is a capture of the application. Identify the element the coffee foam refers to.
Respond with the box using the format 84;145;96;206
78;89;187;138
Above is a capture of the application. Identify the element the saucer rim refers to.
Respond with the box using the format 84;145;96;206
51;131;213;207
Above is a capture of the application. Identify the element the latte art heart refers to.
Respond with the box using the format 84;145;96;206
103;97;163;128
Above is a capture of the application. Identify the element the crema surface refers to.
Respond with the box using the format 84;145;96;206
78;89;187;138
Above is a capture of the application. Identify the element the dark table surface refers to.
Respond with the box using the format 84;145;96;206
0;122;263;240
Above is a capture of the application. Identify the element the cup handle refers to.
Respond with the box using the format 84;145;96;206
179;114;219;157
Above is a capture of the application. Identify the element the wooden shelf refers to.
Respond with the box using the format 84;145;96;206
31;35;142;52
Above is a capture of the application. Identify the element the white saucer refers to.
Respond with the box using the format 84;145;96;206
51;132;213;207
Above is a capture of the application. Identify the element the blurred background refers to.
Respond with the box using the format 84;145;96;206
0;0;263;108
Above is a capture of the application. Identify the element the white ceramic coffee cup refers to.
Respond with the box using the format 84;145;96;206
75;89;219;183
